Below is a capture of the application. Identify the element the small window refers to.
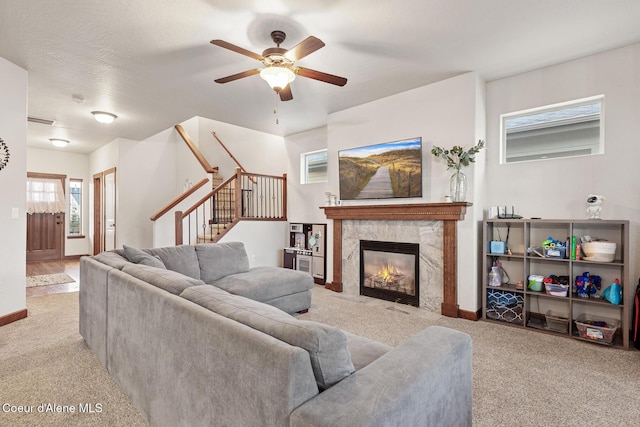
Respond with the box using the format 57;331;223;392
501;95;604;163
68;178;83;236
301;149;328;184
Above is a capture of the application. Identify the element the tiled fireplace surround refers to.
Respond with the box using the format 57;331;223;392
322;203;470;318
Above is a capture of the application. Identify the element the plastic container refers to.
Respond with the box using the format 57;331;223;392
544;246;566;259
545;283;569;297
581;241;616;262
574;314;620;344
545;311;569;333
528;275;544;292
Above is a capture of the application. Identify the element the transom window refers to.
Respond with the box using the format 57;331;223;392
501;95;604;163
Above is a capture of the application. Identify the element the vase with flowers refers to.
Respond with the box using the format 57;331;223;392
431;140;485;202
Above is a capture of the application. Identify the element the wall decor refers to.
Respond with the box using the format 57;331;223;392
0;138;9;171
338;137;422;200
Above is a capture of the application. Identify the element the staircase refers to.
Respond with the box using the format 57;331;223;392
150;125;287;245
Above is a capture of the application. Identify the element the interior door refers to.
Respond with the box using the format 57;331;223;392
104;169;116;251
93;168;116;254
26;173;66;262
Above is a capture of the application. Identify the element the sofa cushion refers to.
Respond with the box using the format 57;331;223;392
93;251;131;270
211;266;313;302
342;331;393;371
180;285;354;390
144;245;201;280
123;245;166;269
123;264;205;295
195;242;250;282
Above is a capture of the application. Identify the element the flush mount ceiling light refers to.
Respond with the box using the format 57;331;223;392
91;111;118;124
49;138;69;147
259;66;296;92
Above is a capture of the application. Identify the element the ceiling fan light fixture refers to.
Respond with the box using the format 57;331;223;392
260;66;295;92
49;138;69;147
91;111;118;124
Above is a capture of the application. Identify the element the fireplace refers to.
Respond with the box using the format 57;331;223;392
360;240;420;307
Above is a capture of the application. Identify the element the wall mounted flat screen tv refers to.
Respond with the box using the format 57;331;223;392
338;137;422;200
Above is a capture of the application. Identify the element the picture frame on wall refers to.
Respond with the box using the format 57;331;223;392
338;137;422;200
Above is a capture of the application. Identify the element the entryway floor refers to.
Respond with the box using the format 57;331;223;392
26;259;80;297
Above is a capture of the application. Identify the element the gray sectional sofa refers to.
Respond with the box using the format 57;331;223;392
80;241;473;427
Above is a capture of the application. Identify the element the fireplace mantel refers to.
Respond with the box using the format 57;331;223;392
321;203;471;318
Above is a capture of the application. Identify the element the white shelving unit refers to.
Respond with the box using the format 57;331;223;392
482;219;630;349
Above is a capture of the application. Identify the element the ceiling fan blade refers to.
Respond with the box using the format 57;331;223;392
296;67;347;86
279;85;293;101
284;36;325;61
214;68;261;84
210;39;263;60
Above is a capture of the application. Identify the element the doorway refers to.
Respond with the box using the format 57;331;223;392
93;168;117;254
26;173;66;262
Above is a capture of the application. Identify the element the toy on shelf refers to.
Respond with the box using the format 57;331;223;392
575;271;602;298
586;194;605;219
541;237;567;258
602;279;622;305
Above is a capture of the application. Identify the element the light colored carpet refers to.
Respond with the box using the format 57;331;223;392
26;273;75;288
299;288;640;427
1;287;638;426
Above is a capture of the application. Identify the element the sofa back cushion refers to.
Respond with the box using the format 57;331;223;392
123;264;205;295
123;245;166;269
92;251;130;270
195;242;250;282
144;245;201;280
181;285;354;390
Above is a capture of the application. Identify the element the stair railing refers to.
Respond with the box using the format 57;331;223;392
175;168;287;245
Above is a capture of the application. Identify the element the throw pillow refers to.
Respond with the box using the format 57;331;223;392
123;245;166;269
181;285;354;390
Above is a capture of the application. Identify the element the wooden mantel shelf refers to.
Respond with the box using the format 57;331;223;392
320;202;472;318
321;202;471;221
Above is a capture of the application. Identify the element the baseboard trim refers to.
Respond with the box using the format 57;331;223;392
459;308;481;321
0;308;28;327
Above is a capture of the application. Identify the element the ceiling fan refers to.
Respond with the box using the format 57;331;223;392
210;30;347;101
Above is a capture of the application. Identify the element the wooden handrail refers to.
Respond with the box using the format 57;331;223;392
175;125;218;174
212;132;247;172
181;174;237;218
150;178;209;221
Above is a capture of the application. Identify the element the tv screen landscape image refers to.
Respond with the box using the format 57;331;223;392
338;137;422;200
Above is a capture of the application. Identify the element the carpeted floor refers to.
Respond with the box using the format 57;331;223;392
1;287;639;426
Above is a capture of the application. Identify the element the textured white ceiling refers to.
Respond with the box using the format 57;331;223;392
2;0;640;153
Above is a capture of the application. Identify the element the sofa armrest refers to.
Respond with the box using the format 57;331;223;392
289;326;472;427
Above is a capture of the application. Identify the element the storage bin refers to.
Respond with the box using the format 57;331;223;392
544;246;566;258
528;275;544;292
545;282;569;297
545;310;569;332
581;241;616;262
574;314;619;344
486;289;523;325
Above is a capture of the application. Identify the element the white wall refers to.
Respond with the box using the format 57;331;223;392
284;126;329;224
117;134;177;249
197;116;288;179
0;57;27;320
27;148;91;256
486;42;640;305
286;72;485;313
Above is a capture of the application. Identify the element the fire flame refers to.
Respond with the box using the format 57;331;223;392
374;262;402;283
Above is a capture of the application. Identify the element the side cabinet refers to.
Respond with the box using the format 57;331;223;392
482;219;630;349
